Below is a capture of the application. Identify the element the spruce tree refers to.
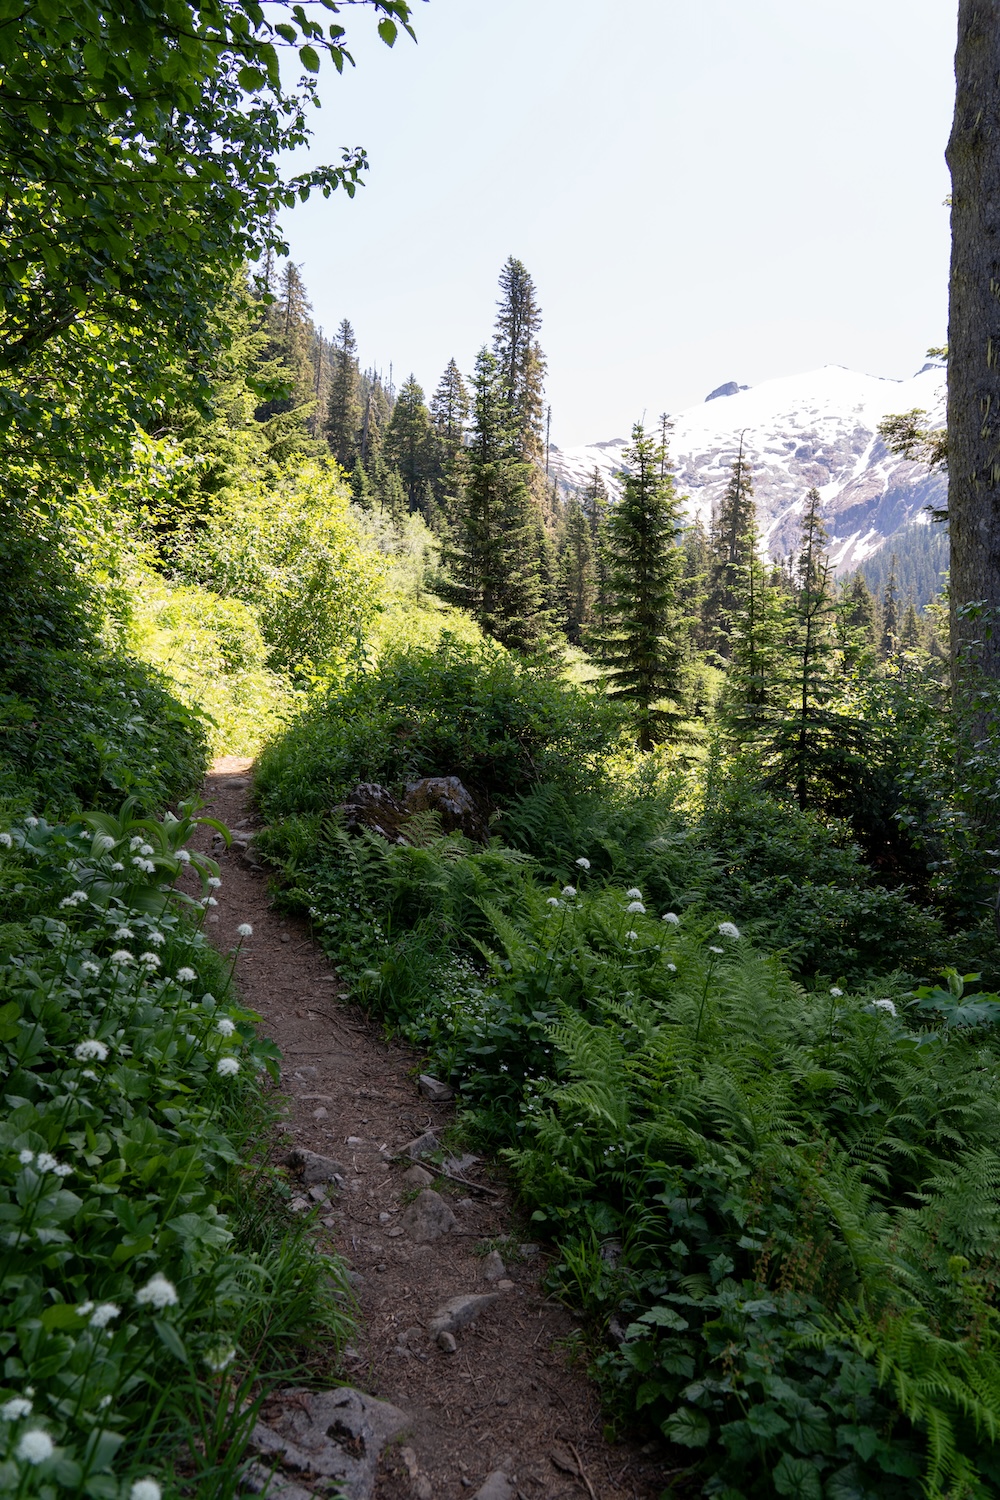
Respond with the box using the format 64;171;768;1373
386;374;433;513
429;358;470;519
598;422;687;750
359;371;391;469
901;598;924;655
325;318;362;469
442;347;546;652
493;256;546;467
837;573;878;674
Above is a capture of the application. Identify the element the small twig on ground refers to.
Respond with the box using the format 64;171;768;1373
567;1441;599;1500
386;1154;502;1198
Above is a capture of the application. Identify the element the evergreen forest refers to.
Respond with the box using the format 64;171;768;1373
4;4;1000;1499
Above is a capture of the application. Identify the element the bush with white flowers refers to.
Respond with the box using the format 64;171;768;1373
0;800;340;1495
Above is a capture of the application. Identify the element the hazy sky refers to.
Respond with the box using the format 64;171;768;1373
280;0;956;446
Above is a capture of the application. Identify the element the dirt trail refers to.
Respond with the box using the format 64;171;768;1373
191;758;670;1500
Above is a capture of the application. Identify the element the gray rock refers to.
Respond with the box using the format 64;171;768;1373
403;1130;439;1160
401;1189;457;1243
246;1386;409;1500
482;1250;505;1282
436;1330;457;1353
471;1474;514;1500
402;1163;434;1188
403;775;489;842
427;1292;498;1338
396;1325;426;1351
418;1073;454;1102
241;1461;314;1499
286;1147;347;1186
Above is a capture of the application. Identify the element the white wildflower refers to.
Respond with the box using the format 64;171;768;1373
129;836;145;851
626;930;638;941
80;961;100;976
35;1153;60;1173
136;1273;178;1309
175;849;191;863
132;858;155;874
0;832;11;849
216;1018;236;1037
76;1302;94;1317
15;1428;53;1464
830;986;844;997
661;912;680;925
24;816;38;828
204;896;218;907
74;1039;108;1062
666;962;677;972
626;901;645;914
18;1150;33;1165
58;897;78;909
708;945;724;955
145;930;165;946
207;876;221;889
98;1395;111;1409
718;922;741;940
575;857;591;870
874;998;897;1017
236;923;253;938
203;1344;236;1373
139;952;160;968
625;887;642;900
130;1480;162;1500
561;885;576;897
110;950;132;964
89;1303;119;1329
52;1164;72;1178
139;844;154;857
546;897;561;908
94;835;116;853
0;1397;32;1420
216;1057;240;1077
176;967;197;983
81;1070;98;1081
110;861;125;872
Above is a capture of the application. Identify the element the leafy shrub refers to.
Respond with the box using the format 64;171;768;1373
0;643;208;816
255;636;621;818
176;461;390;674
0;802;350;1496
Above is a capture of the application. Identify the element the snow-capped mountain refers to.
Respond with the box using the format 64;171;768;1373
549;364;947;571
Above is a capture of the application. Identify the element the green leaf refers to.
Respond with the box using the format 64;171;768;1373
237;66;265;91
377;18;397;44
41;1302;83;1330
773;1456;821;1500
746;1403;790;1439
299;44;320;72
153;1318;188;1363
638;1304;689;1331
662;1406;711;1448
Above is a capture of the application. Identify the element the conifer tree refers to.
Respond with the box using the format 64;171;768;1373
428;358;470;517
704;441;756;658
325;318;362;469
255;260;317;421
681;518;711;653
557;497;596;645
493;257;546;467
837;573;878;674
901;598;924;655
578;468;612;635
386;375;433;513
442;347;546;652
359;371;392;469
880;556;901;661
598;423;687;750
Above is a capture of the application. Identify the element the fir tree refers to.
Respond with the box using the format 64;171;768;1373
901;598;924;654
254;260;317;422
598;422;687;750
386;374;433;513
837;572;878;674
880;555;901;661
359;371;392;469
681;518;711;653
558;497;596;645
325;318;362;469
704;440;756;659
493;256;546;467
428;358;470;518
442;347;546;652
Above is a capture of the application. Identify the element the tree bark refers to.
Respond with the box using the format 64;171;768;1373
947;0;1000;686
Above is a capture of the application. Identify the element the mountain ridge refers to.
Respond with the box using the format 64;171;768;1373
549;364;947;573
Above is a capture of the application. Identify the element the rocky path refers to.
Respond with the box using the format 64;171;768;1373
190;758;670;1500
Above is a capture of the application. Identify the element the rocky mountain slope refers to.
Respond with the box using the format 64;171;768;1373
550;364;947;572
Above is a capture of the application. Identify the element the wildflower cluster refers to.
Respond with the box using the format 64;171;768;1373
0;804;285;1493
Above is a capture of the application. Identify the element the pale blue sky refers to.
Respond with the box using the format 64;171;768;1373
280;0;955;446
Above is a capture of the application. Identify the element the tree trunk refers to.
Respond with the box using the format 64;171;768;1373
947;0;1000;687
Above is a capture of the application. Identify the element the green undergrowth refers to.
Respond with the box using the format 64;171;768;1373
255;641;1000;1496
0;801;351;1498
